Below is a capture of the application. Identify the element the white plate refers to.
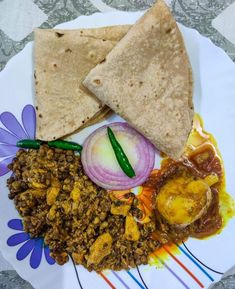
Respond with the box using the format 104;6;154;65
0;11;235;289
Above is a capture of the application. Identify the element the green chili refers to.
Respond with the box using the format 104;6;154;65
17;139;42;149
48;140;82;152
107;127;135;178
16;139;82;152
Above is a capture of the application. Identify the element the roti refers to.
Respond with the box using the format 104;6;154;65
83;0;193;159
34;25;130;141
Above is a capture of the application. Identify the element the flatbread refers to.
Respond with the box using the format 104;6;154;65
83;0;193;159
74;106;113;133
34;25;130;141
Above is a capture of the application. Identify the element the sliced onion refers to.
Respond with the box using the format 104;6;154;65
81;122;156;190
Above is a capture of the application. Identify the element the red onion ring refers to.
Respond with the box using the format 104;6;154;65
81;122;155;190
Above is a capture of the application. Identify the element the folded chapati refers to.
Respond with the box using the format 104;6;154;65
83;0;193;159
34;26;130;140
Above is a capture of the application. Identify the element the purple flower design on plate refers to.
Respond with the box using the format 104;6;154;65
0;105;36;176
7;219;55;269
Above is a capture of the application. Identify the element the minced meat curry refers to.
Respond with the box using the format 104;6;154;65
7;145;159;271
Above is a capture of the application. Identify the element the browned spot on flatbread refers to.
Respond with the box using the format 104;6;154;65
100;58;106;64
94;79;101;85
55;32;64;38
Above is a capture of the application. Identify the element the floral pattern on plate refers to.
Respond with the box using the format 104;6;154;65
7;219;55;269
0;105;36;176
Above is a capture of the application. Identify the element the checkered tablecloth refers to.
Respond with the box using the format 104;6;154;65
0;0;235;288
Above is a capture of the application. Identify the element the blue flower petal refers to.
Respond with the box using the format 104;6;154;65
0;111;28;140
0;156;14;176
7;232;30;246
8;219;23;231
22;105;36;139
30;238;43;269
44;245;56;265
16;239;35;261
0;144;19;157
0;128;19;145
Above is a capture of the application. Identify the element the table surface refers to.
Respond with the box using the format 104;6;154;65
0;0;235;288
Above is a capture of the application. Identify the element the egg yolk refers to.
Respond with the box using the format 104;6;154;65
156;174;218;226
